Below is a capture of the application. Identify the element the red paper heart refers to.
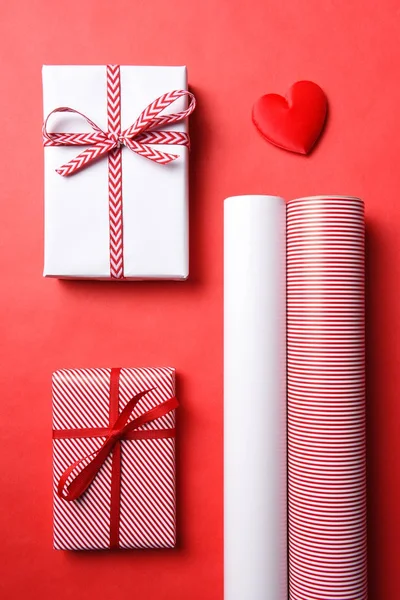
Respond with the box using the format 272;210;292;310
252;81;327;155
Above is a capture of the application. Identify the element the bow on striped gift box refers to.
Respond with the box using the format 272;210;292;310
43;64;196;279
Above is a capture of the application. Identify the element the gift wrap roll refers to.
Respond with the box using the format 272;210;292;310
287;196;367;599
224;195;287;600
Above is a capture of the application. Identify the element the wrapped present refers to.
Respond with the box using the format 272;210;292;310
52;367;178;550
42;65;196;280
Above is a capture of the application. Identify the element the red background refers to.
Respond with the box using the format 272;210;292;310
0;1;399;598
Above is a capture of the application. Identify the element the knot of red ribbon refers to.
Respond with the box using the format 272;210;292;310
43;89;196;176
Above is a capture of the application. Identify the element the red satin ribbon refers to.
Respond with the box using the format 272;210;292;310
52;368;178;549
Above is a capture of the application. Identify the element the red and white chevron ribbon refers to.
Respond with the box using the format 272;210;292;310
43;64;196;279
287;197;367;599
107;65;124;278
52;367;177;550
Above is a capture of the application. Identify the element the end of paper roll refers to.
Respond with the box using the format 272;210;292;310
224;194;286;206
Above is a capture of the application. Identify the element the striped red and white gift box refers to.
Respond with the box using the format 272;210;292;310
52;367;176;550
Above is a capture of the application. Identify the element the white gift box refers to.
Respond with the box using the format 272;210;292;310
42;65;190;280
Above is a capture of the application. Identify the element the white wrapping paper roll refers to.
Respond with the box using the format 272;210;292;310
224;195;287;600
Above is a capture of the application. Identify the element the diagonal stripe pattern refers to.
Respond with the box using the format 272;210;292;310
52;367;177;550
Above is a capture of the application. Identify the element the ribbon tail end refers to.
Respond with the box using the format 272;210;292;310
161;153;180;165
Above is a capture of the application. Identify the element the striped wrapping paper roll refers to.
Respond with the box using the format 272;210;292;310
287;196;367;599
